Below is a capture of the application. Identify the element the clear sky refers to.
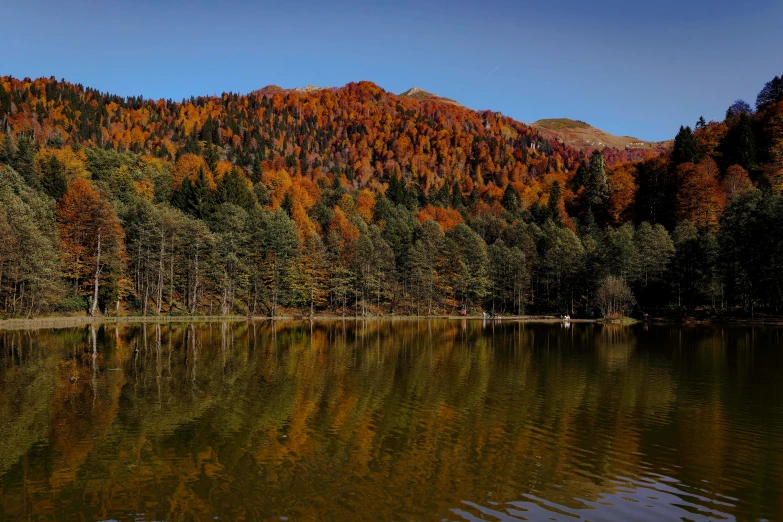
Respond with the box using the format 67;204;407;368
2;0;781;141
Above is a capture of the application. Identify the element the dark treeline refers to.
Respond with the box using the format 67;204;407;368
0;74;782;318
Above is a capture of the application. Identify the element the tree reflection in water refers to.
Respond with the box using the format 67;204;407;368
1;320;782;521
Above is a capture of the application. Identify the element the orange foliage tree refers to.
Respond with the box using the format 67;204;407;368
676;162;725;230
606;163;637;225
327;208;360;252
173;154;214;191
355;189;376;222
722;164;753;199
56;179;127;315
415;205;463;232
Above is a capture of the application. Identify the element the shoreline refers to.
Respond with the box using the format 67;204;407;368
1;314;782;331
0;314;577;331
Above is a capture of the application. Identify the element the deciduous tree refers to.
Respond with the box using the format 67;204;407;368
56;178;126;315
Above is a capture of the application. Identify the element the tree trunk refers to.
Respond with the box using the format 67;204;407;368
310;280;314;317
191;249;199;314
91;233;102;317
156;235;165;314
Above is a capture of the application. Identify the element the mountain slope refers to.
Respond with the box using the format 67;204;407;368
531;118;671;162
0;76;589;195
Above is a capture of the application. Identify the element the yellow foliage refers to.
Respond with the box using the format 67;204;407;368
214;160;234;181
355;189;376;222
290;175;320;209
261;168;292;209
135;178;155;201
34;147;90;185
290;200;317;239
173;154;215;191
337;193;356;218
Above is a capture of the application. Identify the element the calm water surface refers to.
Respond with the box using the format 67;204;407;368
1;320;782;521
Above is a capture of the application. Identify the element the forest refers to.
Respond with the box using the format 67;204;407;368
0;73;782;318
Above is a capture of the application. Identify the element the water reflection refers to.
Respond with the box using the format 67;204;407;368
1;320;782;521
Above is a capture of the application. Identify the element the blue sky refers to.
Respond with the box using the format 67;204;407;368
2;0;781;141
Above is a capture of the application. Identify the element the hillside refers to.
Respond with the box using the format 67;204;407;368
531;118;671;163
0;76;586;196
0;73;782;320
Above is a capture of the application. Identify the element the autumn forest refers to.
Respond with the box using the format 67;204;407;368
1;74;783;318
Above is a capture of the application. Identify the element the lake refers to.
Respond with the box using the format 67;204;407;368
1;320;782;521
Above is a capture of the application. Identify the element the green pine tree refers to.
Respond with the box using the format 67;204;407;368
501;183;520;212
670;126;701;167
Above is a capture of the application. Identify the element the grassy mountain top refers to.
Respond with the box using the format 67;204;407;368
532;118;592;131
530;118;666;152
530;118;671;159
399;86;462;106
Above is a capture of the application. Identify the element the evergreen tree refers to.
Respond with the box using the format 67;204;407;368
635;157;678;228
538;220;584;315
670;126;701;167
634;222;675;286
183;128;200;156
216;167;256;211
445;223;490;311
569;161;588;191
718;189;780;314
755;75;783;110
280;191;294;216
209;203;250;314
0;133;15;164
409;220;445;314
204;144;219;173
671;222;718;312
39;155;68;200
721;114;757;170
547;181;562;225
374;197;416;272
582;150;609;219
501;183;520;212
251;161;263;184
431;182;451;207
603;223;640;283
258;208;300;316
467;187;479;206
386;172;410;208
327;171;346;206
186;168;214;219
254;181;270;207
451;180;465;209
12;136;37;188
0;166;62;316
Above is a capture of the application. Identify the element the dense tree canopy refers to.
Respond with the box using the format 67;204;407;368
1;73;783;318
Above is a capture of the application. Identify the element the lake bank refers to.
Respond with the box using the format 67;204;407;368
0;313;583;331
3;313;782;331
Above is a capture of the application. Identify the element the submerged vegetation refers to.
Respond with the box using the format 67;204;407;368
1;73;782;318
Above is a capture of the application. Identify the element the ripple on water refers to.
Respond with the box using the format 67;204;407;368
0;321;782;521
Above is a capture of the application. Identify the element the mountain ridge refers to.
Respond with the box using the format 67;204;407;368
530;118;672;156
0;74;664;184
